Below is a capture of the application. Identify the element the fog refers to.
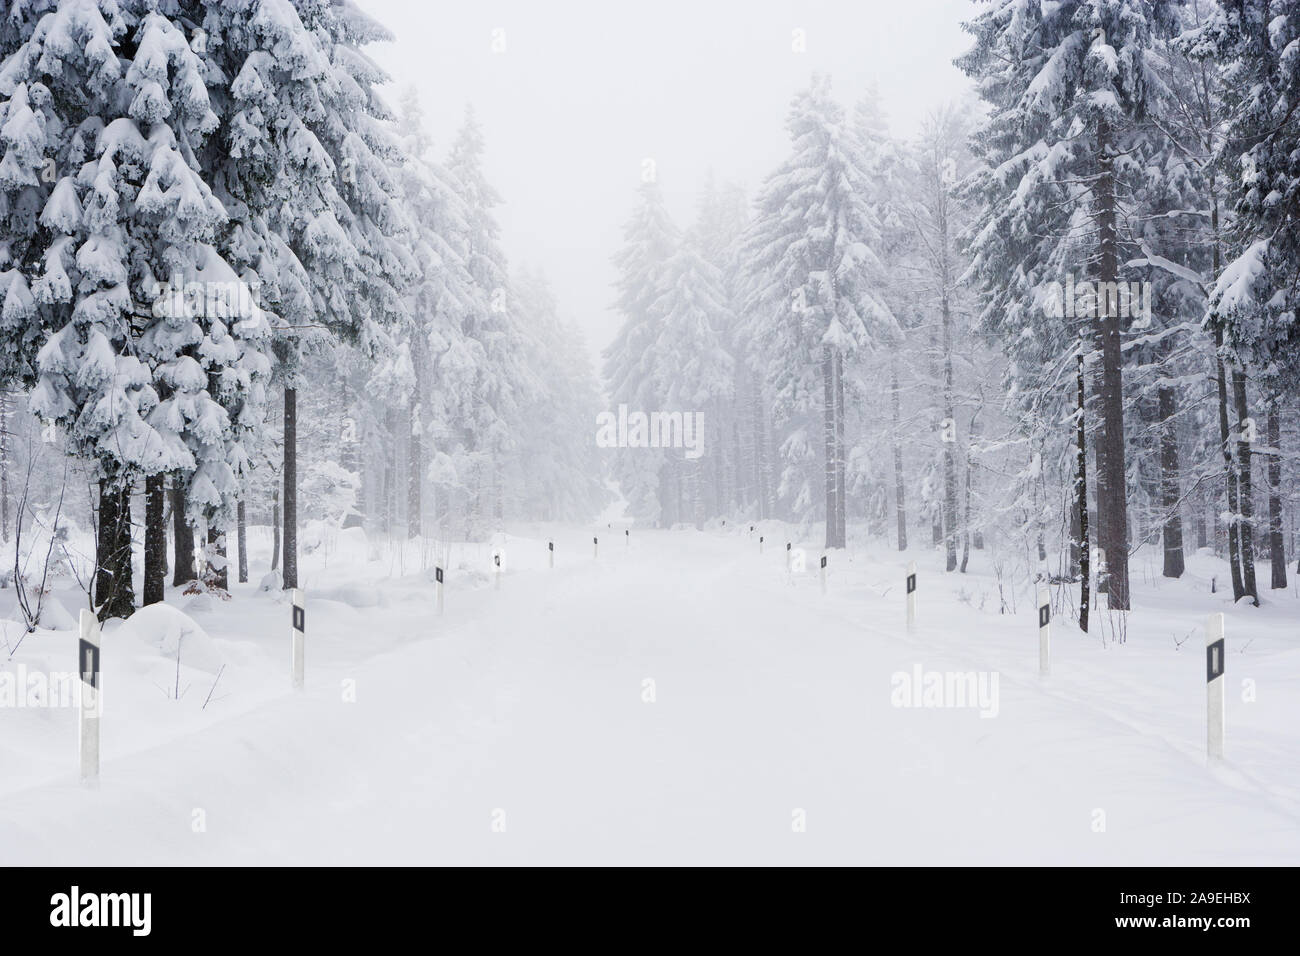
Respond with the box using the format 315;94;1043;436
369;0;976;361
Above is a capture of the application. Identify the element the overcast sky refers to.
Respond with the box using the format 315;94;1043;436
367;0;978;366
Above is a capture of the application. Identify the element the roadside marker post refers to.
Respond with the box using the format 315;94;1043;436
1037;586;1051;677
906;562;917;631
435;566;444;615
548;541;554;570
78;610;100;786
593;536;598;560
291;588;305;689
1207;613;1225;760
820;555;827;595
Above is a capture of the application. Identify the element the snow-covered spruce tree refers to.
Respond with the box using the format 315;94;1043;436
507;268;609;521
742;75;899;549
393;87;475;539
648;240;733;527
693;175;766;520
205;0;414;586
1205;0;1300;594
0;2;269;617
899;105;993;571
959;0;1177;613
444;105;520;538
603;179;679;524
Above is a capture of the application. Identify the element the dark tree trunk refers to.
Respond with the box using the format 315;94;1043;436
941;298;959;571
1214;334;1245;600
237;499;248;584
171;480;195;586
0;388;9;542
751;372;769;520
891;362;907;551
1077;351;1090;633
1158;382;1184;578
1232;368;1258;605
408;406;423;539
822;346;840;550
1267;404;1287;589
95;477;135;621
1092;115;1131;611
143;474;167;605
283;386;298;589
271;486;281;573
1069;486;1081;579
834;350;847;545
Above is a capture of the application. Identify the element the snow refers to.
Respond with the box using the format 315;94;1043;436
1;523;1297;865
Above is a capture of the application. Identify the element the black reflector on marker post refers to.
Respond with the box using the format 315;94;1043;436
78;610;100;785
291;588;305;689
1207;613;1225;759
1037;586;1050;677
906;561;917;631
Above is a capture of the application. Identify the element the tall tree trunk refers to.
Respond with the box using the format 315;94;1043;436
1069;486;1081;579
95;477;134;621
941;299;959;571
1232;367;1259;605
834;350;847;546
968;409;984;552
1092;115;1131;610
1267;403;1287;589
271;486;281;573
171;479;194;586
0;388;9;542
1077;351;1090;633
750;371;769;520
236;499;248;584
1214;333;1245;600
891;362;907;551
408;404;423;539
822;346;839;549
143;475;166;605
1158;380;1185;578
283;386;298;590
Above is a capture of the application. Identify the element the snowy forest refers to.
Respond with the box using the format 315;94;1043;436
2;0;1299;869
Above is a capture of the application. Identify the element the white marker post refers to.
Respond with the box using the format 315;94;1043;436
435;566;444;615
1037;586;1051;677
593;536;599;560
820;555;827;595
493;551;502;590
625;528;630;549
906;562;917;631
548;541;554;570
78;610;100;786
1207;613;1225;761
291;588;305;689
786;542;792;574
759;535;764;554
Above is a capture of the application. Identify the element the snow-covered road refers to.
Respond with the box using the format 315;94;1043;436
2;525;1298;864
